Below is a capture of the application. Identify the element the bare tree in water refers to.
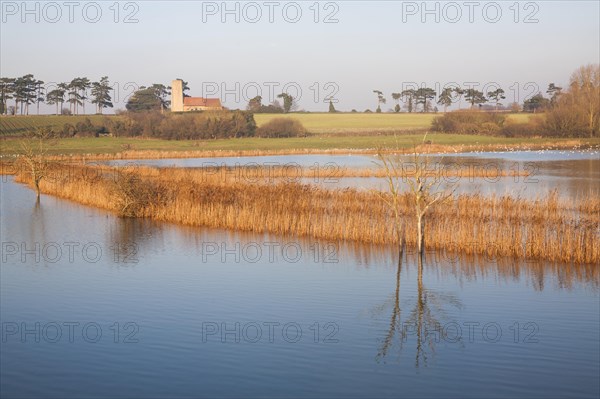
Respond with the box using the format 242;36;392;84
18;128;53;199
378;134;454;258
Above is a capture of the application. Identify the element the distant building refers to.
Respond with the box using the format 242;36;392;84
171;79;223;112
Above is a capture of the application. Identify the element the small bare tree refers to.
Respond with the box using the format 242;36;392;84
407;142;454;256
378;134;454;257
18;128;53;199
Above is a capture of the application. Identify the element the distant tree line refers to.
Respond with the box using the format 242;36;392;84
0;76;189;116
0;75;45;115
432;64;599;138
368;79;585;114
245;94;298;113
373;86;506;113
0;75;115;116
544;65;599;137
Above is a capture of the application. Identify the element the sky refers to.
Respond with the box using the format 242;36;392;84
1;0;599;113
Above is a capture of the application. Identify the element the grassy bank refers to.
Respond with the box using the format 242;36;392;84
2;134;597;159
12;163;600;264
2;113;592;159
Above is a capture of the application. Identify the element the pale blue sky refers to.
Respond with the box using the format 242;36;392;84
1;0;599;112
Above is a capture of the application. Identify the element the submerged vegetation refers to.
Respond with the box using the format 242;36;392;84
10;162;599;264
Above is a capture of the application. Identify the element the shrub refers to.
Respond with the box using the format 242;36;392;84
61;123;76;137
73;118;107;137
111;110;256;139
431;111;505;135
111;171;169;217
256;118;306;138
543;102;589;137
479;122;502;135
127;111;166;137
498;123;542;137
253;104;284;113
190;110;256;139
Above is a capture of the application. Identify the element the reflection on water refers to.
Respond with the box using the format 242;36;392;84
103;150;600;199
103;150;600;169
377;255;464;367
1;177;599;398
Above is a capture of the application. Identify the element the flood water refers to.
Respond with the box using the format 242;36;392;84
103;150;600;199
1;173;599;398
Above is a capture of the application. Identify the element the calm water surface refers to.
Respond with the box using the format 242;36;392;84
1;175;599;398
103;150;600;199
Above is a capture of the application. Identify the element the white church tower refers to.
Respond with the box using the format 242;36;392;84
171;79;184;112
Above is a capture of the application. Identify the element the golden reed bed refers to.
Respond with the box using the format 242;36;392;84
8;163;599;264
2;160;529;180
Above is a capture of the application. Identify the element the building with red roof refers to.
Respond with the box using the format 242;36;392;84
171;79;223;112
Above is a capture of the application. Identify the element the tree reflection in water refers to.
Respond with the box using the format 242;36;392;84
377;253;463;367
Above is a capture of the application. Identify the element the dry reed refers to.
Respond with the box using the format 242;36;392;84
1;160;530;180
12;163;599;264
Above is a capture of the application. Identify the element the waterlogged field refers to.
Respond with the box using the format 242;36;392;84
1;114;598;399
1;175;598;398
7;150;599;264
101;150;600;200
3;0;599;396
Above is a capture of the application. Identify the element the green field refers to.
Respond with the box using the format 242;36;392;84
255;113;536;133
1;134;595;157
254;113;435;133
0;112;578;157
0;114;115;136
1;113;434;136
1;112;537;137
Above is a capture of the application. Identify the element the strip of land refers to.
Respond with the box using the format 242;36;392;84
2;134;597;159
8;163;599;264
4;113;596;159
